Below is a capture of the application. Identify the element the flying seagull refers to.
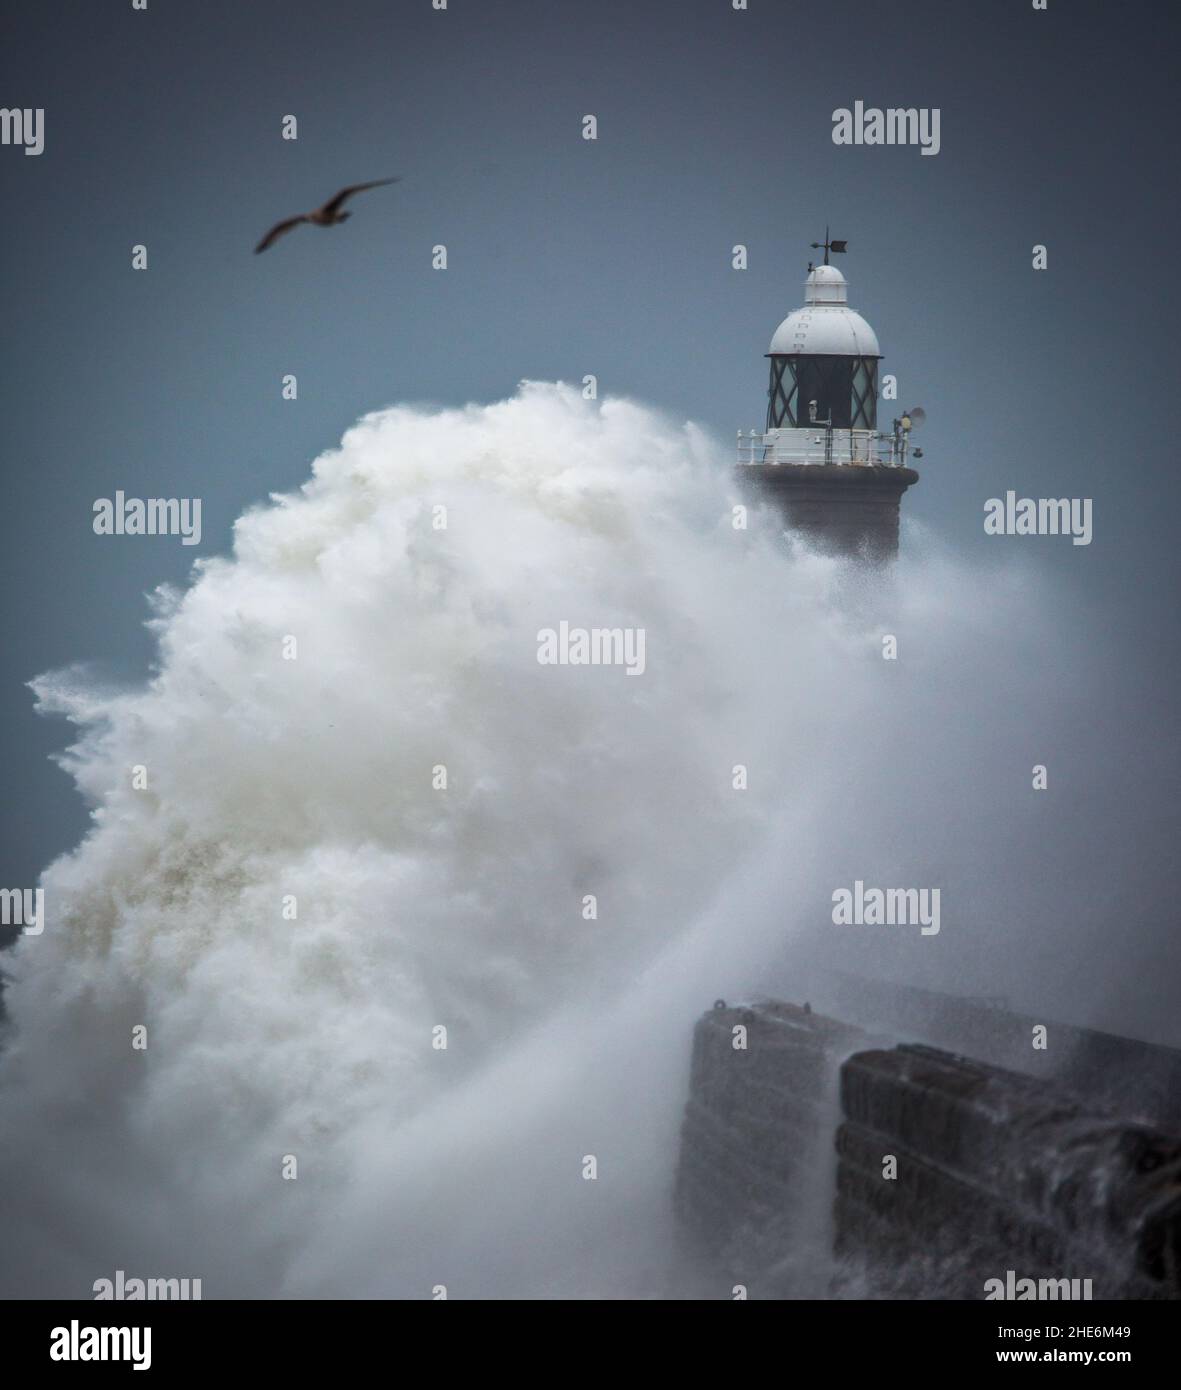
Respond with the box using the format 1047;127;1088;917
254;178;400;254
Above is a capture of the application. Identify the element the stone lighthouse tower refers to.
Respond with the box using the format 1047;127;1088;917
736;237;920;560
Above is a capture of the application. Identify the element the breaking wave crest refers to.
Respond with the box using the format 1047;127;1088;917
0;383;1140;1297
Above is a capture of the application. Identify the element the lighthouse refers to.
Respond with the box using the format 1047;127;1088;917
736;237;920;560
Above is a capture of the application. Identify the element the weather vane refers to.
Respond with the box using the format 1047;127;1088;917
809;226;847;266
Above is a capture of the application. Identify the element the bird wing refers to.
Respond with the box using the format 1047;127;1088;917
254;214;309;254
321;177;400;218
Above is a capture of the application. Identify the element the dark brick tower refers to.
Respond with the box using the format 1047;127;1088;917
736;241;920;560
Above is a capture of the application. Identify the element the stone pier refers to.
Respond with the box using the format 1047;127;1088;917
834;1044;1181;1299
673;999;868;1290
674;998;1181;1299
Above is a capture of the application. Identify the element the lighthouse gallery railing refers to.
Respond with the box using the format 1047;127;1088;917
736;428;912;469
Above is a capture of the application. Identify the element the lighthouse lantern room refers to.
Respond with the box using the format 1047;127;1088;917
766;262;880;434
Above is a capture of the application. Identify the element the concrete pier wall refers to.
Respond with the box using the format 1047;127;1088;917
835;1044;1181;1299
674;999;1181;1299
673;1000;869;1292
820;975;1181;1131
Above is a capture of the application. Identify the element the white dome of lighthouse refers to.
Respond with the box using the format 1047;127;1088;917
768;264;881;357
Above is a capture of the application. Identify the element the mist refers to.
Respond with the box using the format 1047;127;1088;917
1;383;1175;1298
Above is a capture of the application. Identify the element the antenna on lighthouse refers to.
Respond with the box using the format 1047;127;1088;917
809;226;848;266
